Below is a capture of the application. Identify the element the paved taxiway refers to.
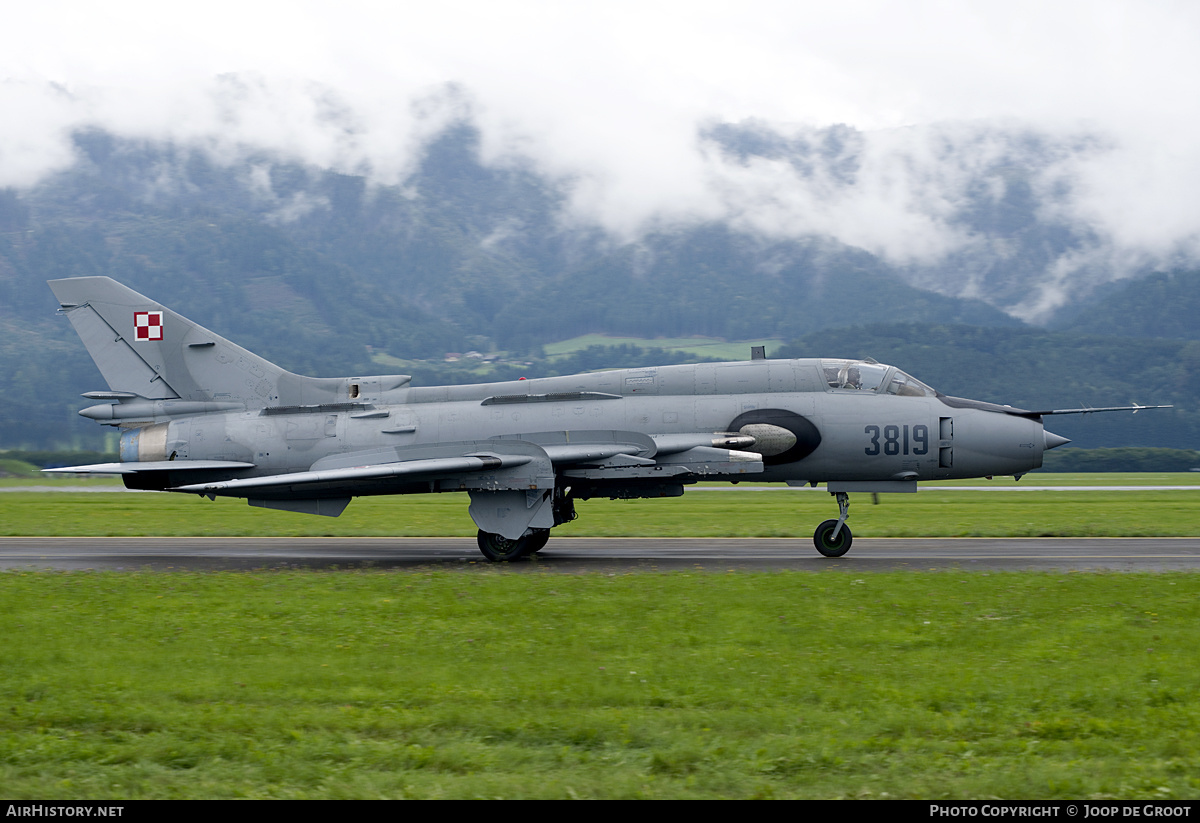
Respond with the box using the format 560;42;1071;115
1;536;1199;572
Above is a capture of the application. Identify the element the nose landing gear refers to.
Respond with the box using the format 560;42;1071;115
813;491;852;557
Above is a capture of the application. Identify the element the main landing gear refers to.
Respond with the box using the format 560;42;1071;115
477;487;859;560
475;487;576;562
476;528;550;562
813;491;852;557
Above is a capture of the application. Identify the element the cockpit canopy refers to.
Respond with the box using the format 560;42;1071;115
821;359;936;397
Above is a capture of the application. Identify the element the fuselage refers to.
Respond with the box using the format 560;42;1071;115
44;274;1141;558
119;357;1053;492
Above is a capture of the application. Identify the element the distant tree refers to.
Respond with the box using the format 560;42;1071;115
1041;448;1200;473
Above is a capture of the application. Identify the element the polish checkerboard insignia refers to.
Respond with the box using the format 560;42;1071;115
134;311;163;341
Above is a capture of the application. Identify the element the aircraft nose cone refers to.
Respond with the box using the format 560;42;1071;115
1044;430;1071;451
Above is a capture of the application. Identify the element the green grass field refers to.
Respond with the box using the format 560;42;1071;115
2;570;1198;799
541;334;783;361
2;474;1198;537
2;475;1198;798
0;459;42;480
367;334;782;377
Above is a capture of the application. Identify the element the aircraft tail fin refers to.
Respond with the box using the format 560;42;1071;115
49;276;288;406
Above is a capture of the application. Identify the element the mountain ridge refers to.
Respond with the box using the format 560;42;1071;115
0;125;1190;450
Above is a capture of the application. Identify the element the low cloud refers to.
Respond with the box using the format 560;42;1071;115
3;1;1199;318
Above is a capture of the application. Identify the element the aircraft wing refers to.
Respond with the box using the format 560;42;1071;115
50;430;762;499
43;460;257;475
170;453;533;494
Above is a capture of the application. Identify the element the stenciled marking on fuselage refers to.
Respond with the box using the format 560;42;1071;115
864;424;929;456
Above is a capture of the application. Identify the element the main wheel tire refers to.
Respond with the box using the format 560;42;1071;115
526;529;551;554
813;519;852;557
476;530;533;562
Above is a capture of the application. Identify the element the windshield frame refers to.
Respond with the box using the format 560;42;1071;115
820;359;936;397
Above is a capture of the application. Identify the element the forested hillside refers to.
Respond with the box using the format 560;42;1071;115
0;126;1194;450
1053;269;1200;340
777;325;1196;449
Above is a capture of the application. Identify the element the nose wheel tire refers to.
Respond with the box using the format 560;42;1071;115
813;520;853;557
477;530;534;562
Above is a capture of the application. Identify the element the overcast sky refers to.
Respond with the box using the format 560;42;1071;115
3;0;1198;315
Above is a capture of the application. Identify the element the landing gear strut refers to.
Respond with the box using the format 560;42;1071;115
813;491;852;557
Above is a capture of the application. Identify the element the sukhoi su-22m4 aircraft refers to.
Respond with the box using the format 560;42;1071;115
46;277;1168;560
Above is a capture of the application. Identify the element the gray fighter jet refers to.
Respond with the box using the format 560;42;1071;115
44;276;1166;560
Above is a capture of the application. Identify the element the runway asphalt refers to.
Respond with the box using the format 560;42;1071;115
2;536;1199;572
